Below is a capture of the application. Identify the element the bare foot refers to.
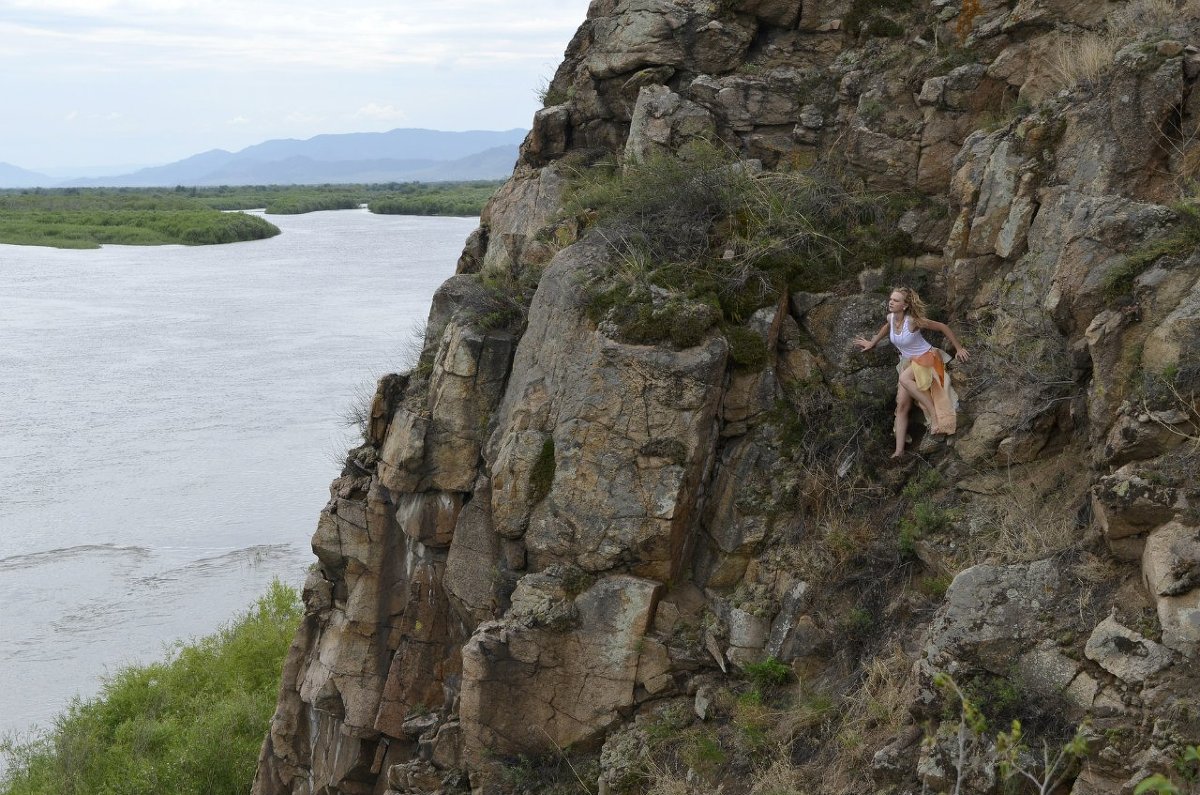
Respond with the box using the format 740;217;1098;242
890;451;904;459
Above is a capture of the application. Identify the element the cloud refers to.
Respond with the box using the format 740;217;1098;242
0;1;591;71
227;116;249;126
354;103;406;122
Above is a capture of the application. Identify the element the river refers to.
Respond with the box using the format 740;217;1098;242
0;209;476;743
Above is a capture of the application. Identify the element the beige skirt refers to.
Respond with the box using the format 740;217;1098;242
897;348;959;434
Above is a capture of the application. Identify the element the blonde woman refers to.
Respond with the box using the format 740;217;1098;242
854;287;969;458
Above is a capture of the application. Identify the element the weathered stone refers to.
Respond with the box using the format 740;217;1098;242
740;0;802;27
921;560;1061;676
636;637;672;689
1142;277;1200;376
388;759;442;793
1091;464;1182;541
394;492;464;548
480;165;566;274
444;477;504;626
728;607;770;649
1084;615;1173;682
378;410;430;494
1143;521;1200;655
374;557;461;737
489;243;727;580
917;720;997;795
844;126;920;190
584;0;688;80
523;104;571;167
625;85;717;163
459;575;660;761
688;68;821;132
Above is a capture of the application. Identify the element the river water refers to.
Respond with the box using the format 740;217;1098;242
0;209;476;743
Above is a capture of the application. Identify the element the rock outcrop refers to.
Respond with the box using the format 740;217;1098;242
255;2;1200;794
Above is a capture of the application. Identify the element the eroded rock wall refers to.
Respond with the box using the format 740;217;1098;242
254;2;1200;794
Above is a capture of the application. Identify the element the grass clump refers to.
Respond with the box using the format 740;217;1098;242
567;142;914;349
724;325;771;370
743;657;791;696
0;581;302;795
1049;0;1200;90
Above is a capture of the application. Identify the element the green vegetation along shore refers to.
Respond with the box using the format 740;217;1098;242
0;581;301;795
0;192;281;249
0;181;503;248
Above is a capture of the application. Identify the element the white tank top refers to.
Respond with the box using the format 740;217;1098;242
889;313;932;357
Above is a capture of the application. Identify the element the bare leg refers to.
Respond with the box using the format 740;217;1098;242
893;382;912;457
899;366;941;433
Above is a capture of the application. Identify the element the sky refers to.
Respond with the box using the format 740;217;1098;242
0;0;593;174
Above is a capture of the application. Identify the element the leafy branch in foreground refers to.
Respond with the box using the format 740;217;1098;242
934;672;1090;795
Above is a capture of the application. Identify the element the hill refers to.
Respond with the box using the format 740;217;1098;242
58;128;527;187
0;162;52;188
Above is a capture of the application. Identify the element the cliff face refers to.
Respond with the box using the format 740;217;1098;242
253;2;1200;794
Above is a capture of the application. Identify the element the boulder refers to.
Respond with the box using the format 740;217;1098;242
1091;464;1183;543
459;575;661;760
1142;521;1200;655
625;85;717;163
1084;615;1173;683
921;560;1062;678
488;243;728;580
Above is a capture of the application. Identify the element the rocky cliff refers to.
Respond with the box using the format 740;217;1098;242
252;1;1200;793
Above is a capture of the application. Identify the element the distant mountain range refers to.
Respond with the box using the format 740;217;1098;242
0;128;528;188
0;161;52;188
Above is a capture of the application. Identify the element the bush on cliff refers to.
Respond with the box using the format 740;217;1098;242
0;581;302;795
566;141;914;346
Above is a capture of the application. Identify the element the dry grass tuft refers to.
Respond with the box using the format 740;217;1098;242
977;472;1082;564
791;643;918;793
1048;0;1200;89
749;758;807;795
836;643;918;745
1049;31;1122;89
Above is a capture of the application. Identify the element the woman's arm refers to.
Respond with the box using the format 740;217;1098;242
854;322;889;352
919;319;970;361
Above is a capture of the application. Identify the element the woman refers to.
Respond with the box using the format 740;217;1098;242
854;287;969;458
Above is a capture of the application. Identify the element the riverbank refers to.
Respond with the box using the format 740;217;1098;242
0;182;502;247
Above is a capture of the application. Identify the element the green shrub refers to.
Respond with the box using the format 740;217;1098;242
899;500;955;558
917;574;953;598
743;657;791;693
0;581;302;795
569;143;915;343
724;325;771;370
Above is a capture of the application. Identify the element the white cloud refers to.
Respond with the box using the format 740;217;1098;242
0;0;592;169
0;2;589;71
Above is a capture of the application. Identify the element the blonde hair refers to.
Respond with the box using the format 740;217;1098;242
890;286;927;323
